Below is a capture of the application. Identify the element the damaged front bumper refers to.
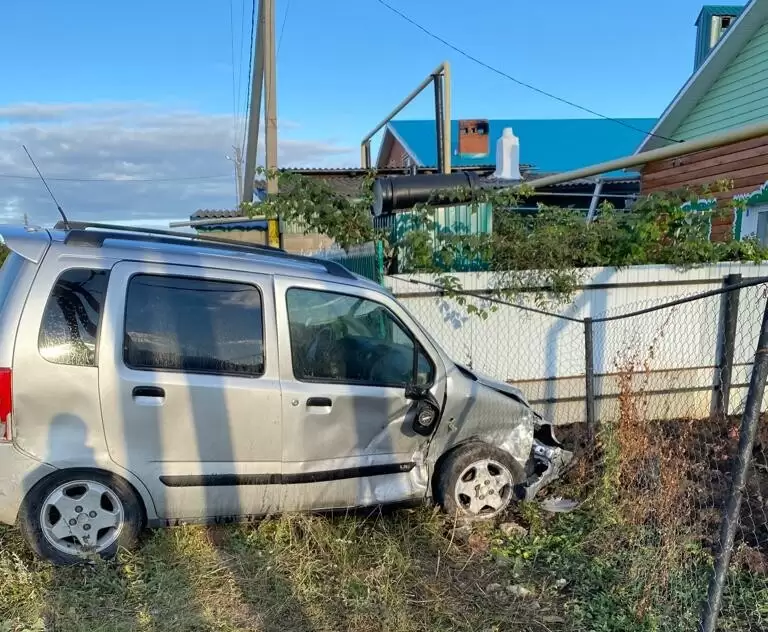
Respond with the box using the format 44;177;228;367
517;424;574;502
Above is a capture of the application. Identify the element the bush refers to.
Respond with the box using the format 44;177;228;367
242;172;768;300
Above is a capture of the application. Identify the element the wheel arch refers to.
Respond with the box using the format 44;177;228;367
18;466;150;528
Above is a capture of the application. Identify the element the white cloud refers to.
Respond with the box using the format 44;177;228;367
0;102;355;225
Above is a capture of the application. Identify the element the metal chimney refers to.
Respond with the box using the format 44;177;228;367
493;128;522;181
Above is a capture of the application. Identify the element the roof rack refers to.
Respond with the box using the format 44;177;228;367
53;220;357;280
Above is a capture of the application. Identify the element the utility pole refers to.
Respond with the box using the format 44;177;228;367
263;0;280;248
241;0;280;248
228;145;244;204
241;0;265;205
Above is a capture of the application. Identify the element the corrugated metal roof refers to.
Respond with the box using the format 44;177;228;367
386;118;657;176
197;221;267;232
191;209;241;219
696;5;744;24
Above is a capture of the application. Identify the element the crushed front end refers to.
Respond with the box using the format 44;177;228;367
517;420;574;501
431;364;575;503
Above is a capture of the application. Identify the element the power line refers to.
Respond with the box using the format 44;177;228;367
373;0;680;144
277;0;292;56
0;173;232;183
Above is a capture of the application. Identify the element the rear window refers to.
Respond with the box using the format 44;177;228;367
38;269;110;366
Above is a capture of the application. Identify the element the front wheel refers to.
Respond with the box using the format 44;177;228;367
435;444;524;520
19;469;144;565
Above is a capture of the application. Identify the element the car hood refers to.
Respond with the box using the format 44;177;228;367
455;363;535;410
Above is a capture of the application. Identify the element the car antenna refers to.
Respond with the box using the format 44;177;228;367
22;144;70;229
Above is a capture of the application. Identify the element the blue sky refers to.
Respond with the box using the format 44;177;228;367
0;0;727;224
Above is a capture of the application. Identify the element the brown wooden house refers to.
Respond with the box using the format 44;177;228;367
636;1;768;242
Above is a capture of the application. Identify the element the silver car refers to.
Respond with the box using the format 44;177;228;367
0;222;572;565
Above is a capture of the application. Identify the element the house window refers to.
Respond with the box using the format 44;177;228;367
757;208;768;245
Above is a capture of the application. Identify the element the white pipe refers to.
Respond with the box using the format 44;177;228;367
526;120;768;189
586;179;604;223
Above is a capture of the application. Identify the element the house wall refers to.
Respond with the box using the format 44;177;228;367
674;22;768;140
282;232;334;254
641;135;768;241
199;229;268;245
387;265;768;425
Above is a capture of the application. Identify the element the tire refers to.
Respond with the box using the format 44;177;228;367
18;469;144;566
434;443;524;520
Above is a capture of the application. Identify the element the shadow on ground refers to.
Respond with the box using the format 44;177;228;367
0;507;564;632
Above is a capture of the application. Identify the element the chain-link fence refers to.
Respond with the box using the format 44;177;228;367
393;274;768;631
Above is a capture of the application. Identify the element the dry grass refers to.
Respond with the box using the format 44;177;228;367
0;508;561;632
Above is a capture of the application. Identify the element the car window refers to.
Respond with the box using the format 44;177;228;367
124;275;264;377
286;288;434;387
39;269;110;367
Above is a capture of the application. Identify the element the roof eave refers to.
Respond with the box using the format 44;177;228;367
635;0;763;156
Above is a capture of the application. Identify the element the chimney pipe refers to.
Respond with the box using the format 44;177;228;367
493;128;522;181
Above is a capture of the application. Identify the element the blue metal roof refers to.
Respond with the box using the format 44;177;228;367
387;118;658;177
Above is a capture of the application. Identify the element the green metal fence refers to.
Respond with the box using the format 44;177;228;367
374;203;494;273
311;241;384;284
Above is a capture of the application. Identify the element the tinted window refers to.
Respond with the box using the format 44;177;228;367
39;269;110;366
286;288;433;386
124;275;264;377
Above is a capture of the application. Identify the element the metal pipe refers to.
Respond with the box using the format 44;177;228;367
527;120;768;189
700;298;768;632
360;61;449;168
584;317;597;442
586;179;604;222
716;273;742;419
433;72;445;174
442;62;451;174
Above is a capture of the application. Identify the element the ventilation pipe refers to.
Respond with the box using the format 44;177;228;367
373;172;479;216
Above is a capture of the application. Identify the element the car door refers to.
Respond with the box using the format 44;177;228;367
274;276;446;511
99;261;282;521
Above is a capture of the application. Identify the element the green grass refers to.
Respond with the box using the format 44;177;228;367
0;506;765;632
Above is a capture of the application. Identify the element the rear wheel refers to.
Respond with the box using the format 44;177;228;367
19;469;143;565
435;443;524;520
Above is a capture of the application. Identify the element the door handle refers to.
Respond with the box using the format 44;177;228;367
306;397;332;408
132;386;166;398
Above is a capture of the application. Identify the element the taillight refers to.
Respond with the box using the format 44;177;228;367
0;369;12;441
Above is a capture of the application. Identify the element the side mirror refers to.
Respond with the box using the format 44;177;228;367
406;384;441;436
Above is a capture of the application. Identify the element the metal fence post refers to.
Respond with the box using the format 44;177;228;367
716;273;742;419
375;240;385;284
700;299;768;632
584;316;597;442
